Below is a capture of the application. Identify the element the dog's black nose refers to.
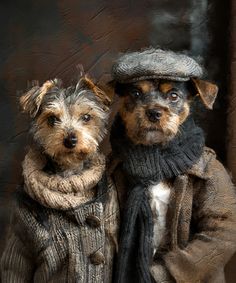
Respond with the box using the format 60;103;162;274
63;133;77;149
146;109;162;122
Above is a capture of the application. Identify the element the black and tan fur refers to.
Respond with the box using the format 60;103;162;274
115;78;218;145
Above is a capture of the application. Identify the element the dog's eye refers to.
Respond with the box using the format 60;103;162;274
82;114;91;122
168;92;179;102
47;115;60;126
130;89;142;99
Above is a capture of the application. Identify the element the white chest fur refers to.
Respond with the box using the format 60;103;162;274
148;182;171;254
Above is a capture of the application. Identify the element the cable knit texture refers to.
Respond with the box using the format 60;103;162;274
22;149;106;210
1;149;119;283
111;48;203;83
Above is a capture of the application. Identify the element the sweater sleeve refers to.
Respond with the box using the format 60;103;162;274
163;158;236;283
1;231;35;282
0;205;35;283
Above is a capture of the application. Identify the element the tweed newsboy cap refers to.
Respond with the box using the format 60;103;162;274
111;48;203;83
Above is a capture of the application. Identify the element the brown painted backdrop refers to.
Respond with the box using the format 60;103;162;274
0;0;234;281
225;0;236;281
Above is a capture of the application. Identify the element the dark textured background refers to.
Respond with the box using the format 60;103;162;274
0;0;235;281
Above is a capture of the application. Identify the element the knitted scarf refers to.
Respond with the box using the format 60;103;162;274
110;115;205;283
22;149;105;210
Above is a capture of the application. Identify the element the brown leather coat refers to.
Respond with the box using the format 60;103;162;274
110;147;236;283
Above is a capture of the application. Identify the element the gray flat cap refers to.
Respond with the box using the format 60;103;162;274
112;48;203;83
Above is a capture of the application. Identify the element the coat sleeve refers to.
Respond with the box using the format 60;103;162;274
0;207;35;282
163;158;236;283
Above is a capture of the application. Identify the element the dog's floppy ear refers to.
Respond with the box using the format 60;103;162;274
191;78;218;110
20;80;57;118
76;76;111;108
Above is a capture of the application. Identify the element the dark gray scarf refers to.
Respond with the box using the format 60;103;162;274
111;115;205;283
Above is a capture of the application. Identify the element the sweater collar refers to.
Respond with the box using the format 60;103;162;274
22;148;105;210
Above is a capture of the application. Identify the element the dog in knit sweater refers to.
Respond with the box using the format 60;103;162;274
0;75;120;282
110;49;236;283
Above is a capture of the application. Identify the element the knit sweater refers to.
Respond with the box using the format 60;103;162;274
0;149;119;283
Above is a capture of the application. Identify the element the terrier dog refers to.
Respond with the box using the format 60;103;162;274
110;49;236;283
20;76;110;177
0;75;119;282
114;77;217;250
115;78;217;146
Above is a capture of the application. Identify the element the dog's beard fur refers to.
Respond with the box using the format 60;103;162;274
31;94;108;174
120;101;190;145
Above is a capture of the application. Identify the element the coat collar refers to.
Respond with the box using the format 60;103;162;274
167;147;216;250
187;147;216;179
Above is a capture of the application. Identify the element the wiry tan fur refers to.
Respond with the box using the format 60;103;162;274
20;80;57;118
20;76;109;176
34;96;107;171
76;76;111;109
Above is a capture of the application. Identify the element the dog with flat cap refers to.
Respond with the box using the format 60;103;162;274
109;48;236;283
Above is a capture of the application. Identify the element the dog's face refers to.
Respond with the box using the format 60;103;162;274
20;77;110;168
116;78;218;145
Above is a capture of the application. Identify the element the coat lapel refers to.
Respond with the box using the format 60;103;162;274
167;175;188;250
167;150;213;250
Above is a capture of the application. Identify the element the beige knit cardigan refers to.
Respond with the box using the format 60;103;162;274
0;149;119;283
